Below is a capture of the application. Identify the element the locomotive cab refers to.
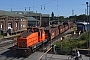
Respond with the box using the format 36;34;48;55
32;27;46;43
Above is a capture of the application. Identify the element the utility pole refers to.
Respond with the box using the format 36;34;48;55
33;6;34;11
86;2;90;60
36;11;37;27
25;7;26;11
86;2;89;48
85;8;86;15
58;15;59;25
11;8;12;12
40;14;42;27
29;7;30;11
25;7;26;14
72;10;74;16
72;10;74;22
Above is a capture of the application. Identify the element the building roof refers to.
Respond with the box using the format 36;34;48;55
12;11;41;16
12;11;35;14
27;17;39;21
0;10;24;17
12;11;50;17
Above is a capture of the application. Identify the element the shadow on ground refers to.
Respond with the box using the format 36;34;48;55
0;47;28;59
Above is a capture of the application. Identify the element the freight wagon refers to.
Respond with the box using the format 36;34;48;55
12;22;73;56
76;22;90;32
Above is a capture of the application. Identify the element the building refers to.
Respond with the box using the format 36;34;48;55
12;11;50;27
0;10;28;35
41;14;50;27
27;17;39;27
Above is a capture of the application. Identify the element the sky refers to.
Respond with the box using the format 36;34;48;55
0;0;89;17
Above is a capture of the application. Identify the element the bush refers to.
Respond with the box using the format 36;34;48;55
80;33;87;40
55;32;89;55
55;38;87;55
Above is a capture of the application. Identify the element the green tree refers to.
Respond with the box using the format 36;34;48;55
51;12;54;21
59;16;65;22
78;14;87;22
69;14;87;22
69;16;75;22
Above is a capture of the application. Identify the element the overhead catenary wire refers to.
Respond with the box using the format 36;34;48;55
0;0;57;10
0;2;85;8
0;0;86;11
57;0;58;10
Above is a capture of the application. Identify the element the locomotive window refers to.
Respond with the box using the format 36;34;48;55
33;28;39;32
22;42;26;45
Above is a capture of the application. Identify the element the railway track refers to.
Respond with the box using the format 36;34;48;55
0;34;20;47
0;40;13;47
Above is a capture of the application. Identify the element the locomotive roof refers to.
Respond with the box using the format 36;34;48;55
20;30;32;38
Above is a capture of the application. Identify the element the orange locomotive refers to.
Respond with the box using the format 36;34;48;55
13;27;47;56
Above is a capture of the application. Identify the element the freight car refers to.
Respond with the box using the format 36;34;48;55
12;22;73;56
76;22;90;32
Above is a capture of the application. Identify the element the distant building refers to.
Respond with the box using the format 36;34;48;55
0;10;28;35
41;14;50;27
27;17;39;27
12;11;50;27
